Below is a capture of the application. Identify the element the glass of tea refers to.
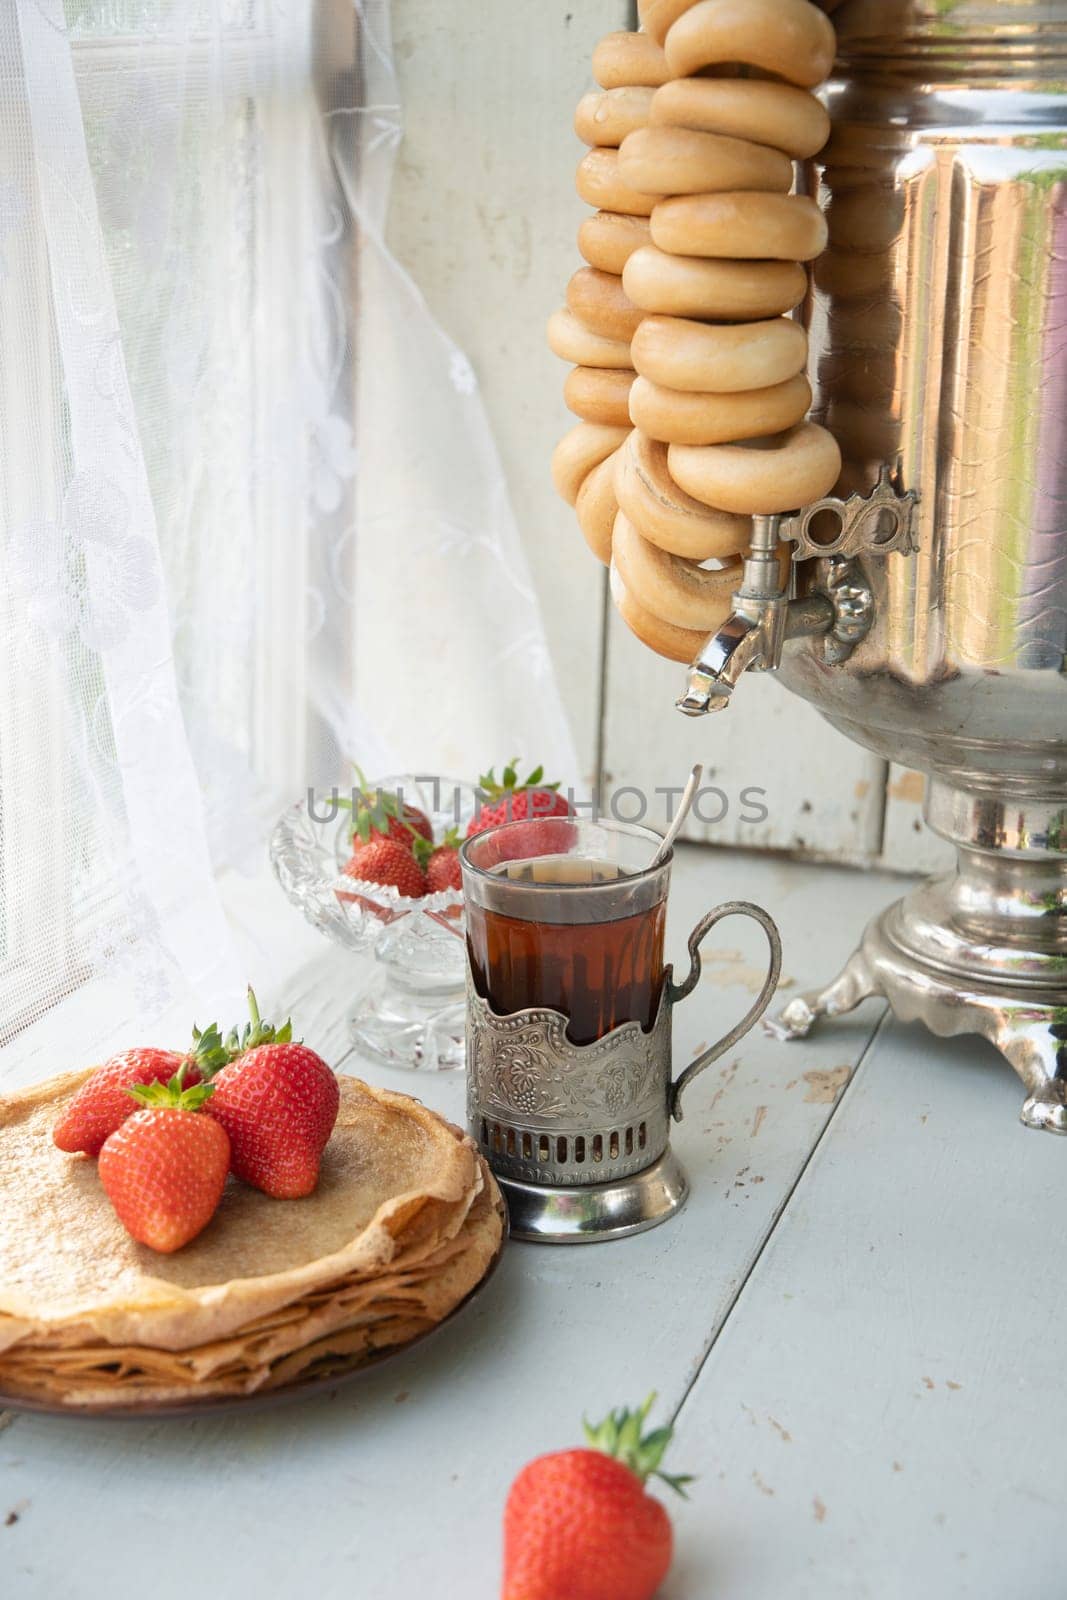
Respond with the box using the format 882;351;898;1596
461;817;672;1047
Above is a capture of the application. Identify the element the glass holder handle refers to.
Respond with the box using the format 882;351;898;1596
667;901;783;1123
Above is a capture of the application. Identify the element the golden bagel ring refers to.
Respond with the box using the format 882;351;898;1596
565;366;636;427
609;556;716;665
577;212;652;275
576;148;658;217
614;429;751;560
631;314;808;394
551;421;631;506
668;422;842;515
649;78;830;160
651;191;828;262
629;373;813;446
664;0;837;90
638;0;701;46
576;444;626;564
623;245;807;319
618;125;792;198
613;512;746;632
593;30;672;89
574;86;655;148
567;267;644;342
547;308;634;370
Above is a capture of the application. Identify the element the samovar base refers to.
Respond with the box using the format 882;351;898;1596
773;900;1067;1134
497;1150;689;1244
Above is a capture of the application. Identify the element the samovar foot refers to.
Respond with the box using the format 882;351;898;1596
770;878;1067;1134
768;949;885;1039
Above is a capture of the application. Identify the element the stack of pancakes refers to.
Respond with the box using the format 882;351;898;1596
0;1071;503;1409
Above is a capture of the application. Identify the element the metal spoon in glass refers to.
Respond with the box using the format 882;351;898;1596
649;763;702;871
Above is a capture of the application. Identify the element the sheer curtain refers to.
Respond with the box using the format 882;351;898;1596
0;0;577;1055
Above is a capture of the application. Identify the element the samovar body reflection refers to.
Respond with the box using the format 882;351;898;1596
681;1;1067;1128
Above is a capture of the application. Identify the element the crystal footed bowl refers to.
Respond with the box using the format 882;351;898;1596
270;774;481;1072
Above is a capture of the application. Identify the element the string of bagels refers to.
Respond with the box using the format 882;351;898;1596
549;0;842;664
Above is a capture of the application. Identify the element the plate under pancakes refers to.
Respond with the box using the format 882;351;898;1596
0;1070;504;1410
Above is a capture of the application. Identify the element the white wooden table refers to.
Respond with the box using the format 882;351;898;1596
2;845;1064;1599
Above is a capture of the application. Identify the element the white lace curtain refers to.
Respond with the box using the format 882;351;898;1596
0;0;577;1049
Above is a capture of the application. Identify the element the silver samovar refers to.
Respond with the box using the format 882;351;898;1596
679;0;1067;1130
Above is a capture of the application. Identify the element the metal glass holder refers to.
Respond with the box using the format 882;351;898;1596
466;902;782;1243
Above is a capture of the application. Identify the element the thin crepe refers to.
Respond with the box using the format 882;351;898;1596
0;1167;505;1409
0;1072;477;1353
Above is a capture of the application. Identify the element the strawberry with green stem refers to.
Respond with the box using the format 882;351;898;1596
53;1029;226;1157
502;1394;691;1600
337;766;432;851
467;761;573;839
414;827;463;893
98;1069;230;1254
204;989;340;1199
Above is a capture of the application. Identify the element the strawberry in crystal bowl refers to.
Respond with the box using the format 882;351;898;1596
270;773;482;1071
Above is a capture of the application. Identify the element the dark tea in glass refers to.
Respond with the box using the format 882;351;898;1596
461;818;670;1046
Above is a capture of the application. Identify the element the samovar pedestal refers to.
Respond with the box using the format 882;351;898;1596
776;783;1067;1131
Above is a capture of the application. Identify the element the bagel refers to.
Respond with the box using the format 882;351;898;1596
565;366;636;427
664;0;837;90
576;147;658;217
609;557;715;665
631;314;808;394
593;30;672;89
613;512;744;632
618;125;792;198
629;373;813;446
551;421;630;506
547;308;634;370
567;267;644;342
638;0;700;45
578;211;653;274
668;422;842;515
623;246;807;319
614;430;751;559
651;191;828;261
575;445;624;564
574;86;655;148
649;77;830;160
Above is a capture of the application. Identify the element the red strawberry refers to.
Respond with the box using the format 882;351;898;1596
344;837;428;899
98;1074;230;1253
502;1395;690;1600
53;1038;218;1156
467;761;573;838
417;827;463;893
205;996;339;1198
341;769;432;850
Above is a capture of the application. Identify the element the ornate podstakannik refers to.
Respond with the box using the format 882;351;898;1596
466;901;782;1196
465;973;672;1187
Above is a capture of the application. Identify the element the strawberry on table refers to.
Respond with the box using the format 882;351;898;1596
98;1072;230;1254
343;837;428;900
467;761;573;838
206;991;340;1199
502;1395;690;1600
52;1034;222;1157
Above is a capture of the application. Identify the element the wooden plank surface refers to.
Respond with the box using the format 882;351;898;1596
662;1018;1067;1600
0;846;894;1598
384;0;626;788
